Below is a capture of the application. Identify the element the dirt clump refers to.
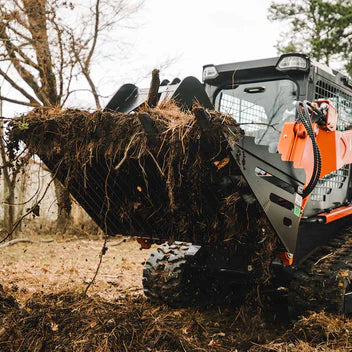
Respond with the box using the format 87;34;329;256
252;311;352;351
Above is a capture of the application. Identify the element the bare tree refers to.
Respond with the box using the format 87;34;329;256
0;94;30;235
0;0;144;230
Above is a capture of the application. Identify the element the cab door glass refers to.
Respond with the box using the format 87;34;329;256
217;80;298;152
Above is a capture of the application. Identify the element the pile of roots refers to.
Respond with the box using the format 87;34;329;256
9;103;272;240
1;289;352;352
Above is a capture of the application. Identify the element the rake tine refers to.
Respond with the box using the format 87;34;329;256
137;112;160;146
193;107;212;132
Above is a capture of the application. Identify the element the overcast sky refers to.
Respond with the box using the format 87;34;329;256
125;0;282;82
96;0;283;98
2;0;284;116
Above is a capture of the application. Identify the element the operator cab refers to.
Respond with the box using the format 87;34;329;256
203;54;352;150
203;53;352;218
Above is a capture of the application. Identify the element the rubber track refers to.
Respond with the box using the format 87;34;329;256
143;242;192;305
289;226;352;317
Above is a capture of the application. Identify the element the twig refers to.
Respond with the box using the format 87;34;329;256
314;252;334;266
114;134;137;171
109;237;131;246
84;235;108;295
0;238;54;249
236;122;281;133
147;149;165;176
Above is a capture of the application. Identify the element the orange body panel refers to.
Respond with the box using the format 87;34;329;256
279;123;352;185
318;206;352;224
276;252;294;266
137;237;152;249
277;100;352;217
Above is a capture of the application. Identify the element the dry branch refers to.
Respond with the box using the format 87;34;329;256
84;235;108;294
0;238;54;249
108;237;131;246
0;169;58;244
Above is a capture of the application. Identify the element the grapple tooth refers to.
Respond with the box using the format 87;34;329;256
137;112;160;145
160;79;170;86
193;107;212;132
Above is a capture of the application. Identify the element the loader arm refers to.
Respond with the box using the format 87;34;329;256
228;135;306;254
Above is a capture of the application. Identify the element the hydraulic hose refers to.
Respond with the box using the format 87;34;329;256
296;101;322;198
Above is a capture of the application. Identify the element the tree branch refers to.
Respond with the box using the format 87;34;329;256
0;24;47;103
76;0;102;109
22;0;58;105
85;0;100;70
0;67;41;105
50;11;64;101
0;94;40;107
0;163;60;244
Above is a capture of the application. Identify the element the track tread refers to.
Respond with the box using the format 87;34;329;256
143;242;193;305
289;227;352;317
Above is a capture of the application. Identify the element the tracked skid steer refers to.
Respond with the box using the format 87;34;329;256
18;53;352;316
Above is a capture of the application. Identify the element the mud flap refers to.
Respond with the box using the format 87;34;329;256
230;136;306;254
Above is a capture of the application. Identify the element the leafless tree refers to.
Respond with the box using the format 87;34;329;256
0;0;144;230
0;110;30;235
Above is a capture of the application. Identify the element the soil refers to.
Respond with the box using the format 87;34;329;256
1;234;352;351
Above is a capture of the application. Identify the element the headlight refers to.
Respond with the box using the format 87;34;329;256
202;65;219;81
276;54;309;72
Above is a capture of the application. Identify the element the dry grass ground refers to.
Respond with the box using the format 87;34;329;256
0;233;154;302
1;232;352;351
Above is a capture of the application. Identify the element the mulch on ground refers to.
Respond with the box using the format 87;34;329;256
1;286;352;352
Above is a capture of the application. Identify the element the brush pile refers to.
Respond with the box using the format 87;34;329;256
1;289;352;352
9;102;273;246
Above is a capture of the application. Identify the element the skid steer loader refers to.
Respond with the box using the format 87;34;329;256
25;53;352;316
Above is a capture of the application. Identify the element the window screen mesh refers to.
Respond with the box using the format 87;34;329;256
315;80;352;130
311;80;352;201
219;93;266;135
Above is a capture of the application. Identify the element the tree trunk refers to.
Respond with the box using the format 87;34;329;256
53;178;72;231
0;96;15;236
3;182;15;237
16;167;29;232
